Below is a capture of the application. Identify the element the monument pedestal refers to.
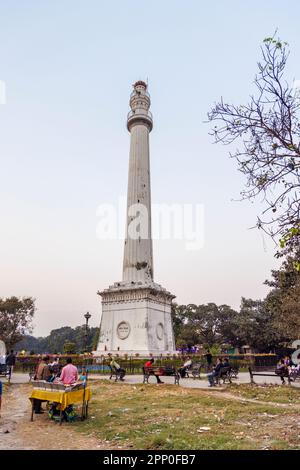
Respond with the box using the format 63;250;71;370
95;281;177;356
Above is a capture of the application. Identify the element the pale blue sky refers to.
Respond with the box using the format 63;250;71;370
0;1;299;336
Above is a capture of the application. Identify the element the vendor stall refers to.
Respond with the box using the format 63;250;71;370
29;381;91;425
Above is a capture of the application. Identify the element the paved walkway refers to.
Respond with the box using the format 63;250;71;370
5;372;300;388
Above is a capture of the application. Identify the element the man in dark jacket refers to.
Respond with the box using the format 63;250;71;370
207;358;223;387
205;349;213;372
5;350;16;367
5;350;16;375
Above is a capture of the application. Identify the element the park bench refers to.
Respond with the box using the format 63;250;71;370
186;363;202;379
142;366;180;385
109;365;125;382
230;367;239;379
0;364;11;382
214;366;232;385
289;367;300;382
248;366;291;384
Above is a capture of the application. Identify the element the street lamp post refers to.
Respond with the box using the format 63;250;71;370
84;312;91;353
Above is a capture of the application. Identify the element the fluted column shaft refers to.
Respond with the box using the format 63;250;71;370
123;121;153;282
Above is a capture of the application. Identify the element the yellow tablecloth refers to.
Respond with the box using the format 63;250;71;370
29;387;91;410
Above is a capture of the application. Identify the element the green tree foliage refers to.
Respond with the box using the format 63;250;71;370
0;297;35;349
237;298;278;351
63;340;76;354
17;325;100;354
172;303;243;348
172;294;297;352
263;250;300;343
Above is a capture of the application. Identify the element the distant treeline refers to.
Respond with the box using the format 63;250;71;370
17;325;100;354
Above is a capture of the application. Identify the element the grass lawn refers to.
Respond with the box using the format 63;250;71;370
227;383;300;405
76;380;300;450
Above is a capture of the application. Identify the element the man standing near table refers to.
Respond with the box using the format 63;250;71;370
205;349;213;372
60;357;79;385
5;350;16;376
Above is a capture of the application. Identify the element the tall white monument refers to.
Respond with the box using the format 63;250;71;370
96;81;176;355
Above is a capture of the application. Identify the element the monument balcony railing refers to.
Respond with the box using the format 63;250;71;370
127;110;153;121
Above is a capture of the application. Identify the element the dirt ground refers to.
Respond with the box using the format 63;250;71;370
0;383;108;450
1;381;299;450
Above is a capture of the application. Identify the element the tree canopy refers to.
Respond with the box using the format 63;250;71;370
0;296;35;350
17;325;100;354
172;251;300;352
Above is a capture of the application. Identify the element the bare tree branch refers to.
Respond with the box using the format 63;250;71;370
208;34;300;250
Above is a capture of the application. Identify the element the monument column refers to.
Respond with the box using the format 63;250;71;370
95;81;176;356
123;81;153;283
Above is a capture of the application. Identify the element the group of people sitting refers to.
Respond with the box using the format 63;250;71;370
33;356;87;414
34;355;86;385
207;357;231;387
177;355;232;387
275;355;300;384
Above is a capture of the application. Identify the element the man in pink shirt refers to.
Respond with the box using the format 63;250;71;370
60;358;78;385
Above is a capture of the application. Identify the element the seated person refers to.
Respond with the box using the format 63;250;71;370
284;355;296;375
108;354;125;381
275;358;289;384
60;357;79;385
207;358;223;387
49;357;60;375
33;355;52;414
144;357;164;384
222;357;231;370
79;366;88;384
35;355;51;381
178;356;192;378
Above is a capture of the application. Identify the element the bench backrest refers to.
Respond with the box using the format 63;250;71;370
217;366;231;377
0;364;8;374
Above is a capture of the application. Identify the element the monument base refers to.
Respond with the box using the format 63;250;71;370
95;281;177;356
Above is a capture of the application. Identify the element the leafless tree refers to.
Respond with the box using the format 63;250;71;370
208;34;300;251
